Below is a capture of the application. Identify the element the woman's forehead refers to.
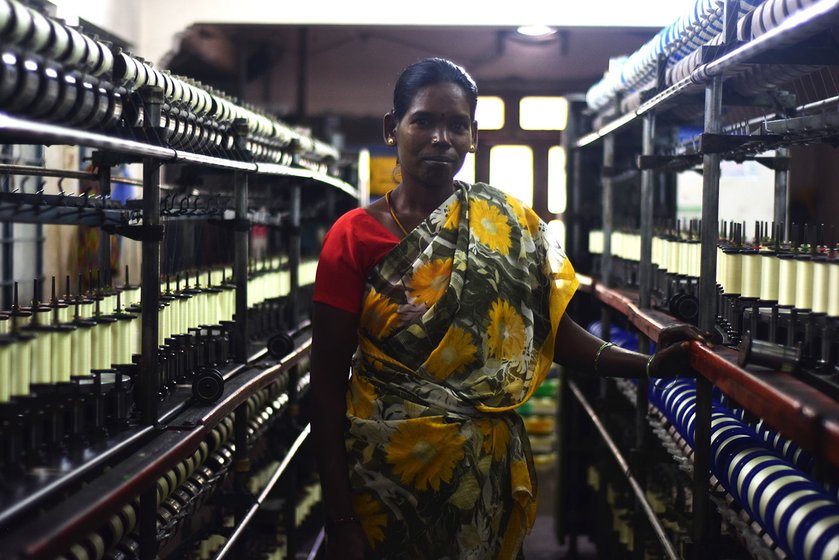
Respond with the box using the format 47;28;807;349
406;83;471;115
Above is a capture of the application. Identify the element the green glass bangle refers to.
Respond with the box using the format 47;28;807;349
645;354;655;379
593;341;615;375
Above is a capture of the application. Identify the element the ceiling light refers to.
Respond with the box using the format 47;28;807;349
516;25;557;37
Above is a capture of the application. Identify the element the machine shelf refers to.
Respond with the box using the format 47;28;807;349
0;337;312;560
0;113;357;198
576;0;839;148
577;274;839;471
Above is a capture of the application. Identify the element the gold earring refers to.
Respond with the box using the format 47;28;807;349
469;144;475;152
387;138;395;145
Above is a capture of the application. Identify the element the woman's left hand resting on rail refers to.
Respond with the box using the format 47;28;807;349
553;315;709;379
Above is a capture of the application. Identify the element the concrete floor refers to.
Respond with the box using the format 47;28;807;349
523;516;598;560
522;465;598;559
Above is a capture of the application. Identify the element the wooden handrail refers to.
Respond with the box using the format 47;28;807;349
578;274;839;469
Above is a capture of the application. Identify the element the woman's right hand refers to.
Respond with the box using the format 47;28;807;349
326;521;371;560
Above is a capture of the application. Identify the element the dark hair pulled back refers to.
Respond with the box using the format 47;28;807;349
392;58;478;121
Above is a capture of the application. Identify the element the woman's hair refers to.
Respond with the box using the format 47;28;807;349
392;58;478;120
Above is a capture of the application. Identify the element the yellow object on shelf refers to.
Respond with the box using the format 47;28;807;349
587;466;600;491
523;415;555;434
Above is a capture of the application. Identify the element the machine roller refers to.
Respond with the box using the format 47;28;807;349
650;378;839;559
0;0;338;167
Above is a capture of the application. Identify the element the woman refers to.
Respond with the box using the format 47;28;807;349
311;57;703;560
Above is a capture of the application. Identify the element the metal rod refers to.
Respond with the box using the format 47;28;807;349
35;152;43;303
0;163;98;181
98;166;112;287
568;380;679;560
0;113;177;159
306;529;326;560
0;121;358;198
717;94;839;137
0;205;128;227
139;87;163;431
634;336;651;560
138;165;161;398
796;93;839;114
136;106;163;560
602;135;615;289
0;236;44;244
1;145;12;307
139;157;160;424
0;116;330;181
233;169;249;362
171;150;255;171
699;80;722;338
773;147;789;231
571;147;584;260
254;163;358;198
112;176;144;187
213;424;311;560
694;72;724;557
639;113;655;309
565;97;585;261
722;0;738;45
289;185;301;326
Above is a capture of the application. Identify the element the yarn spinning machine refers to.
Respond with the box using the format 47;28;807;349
0;1;357;559
563;0;839;559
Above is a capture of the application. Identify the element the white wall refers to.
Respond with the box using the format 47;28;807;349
677;158;777;241
54;0;141;46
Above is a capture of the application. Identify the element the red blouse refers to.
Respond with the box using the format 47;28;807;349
313;208;400;314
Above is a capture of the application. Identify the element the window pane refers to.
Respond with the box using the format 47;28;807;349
548;146;567;214
519;96;568;130
548;219;566;248
489;145;533;207
454;152;475;184
476;96;504;130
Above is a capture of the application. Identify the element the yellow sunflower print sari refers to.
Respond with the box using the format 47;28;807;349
346;181;577;559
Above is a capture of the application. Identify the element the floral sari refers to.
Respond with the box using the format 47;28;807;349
346;182;577;559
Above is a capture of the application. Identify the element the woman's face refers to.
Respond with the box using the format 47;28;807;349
391;82;477;190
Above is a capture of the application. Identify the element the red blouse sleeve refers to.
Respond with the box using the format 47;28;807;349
313;208;399;314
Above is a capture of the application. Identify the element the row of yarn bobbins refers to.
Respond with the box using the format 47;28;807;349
0;267;231;403
651;377;839;560
587;220;703;278
0;274;141;403
0;255;322;403
586;0;819;112
0;0;122;129
585;0;764;111
46;373;300;559
0;0;339;168
246;257;318;310
55;416;237;560
588;220;839;318
716;221;839;317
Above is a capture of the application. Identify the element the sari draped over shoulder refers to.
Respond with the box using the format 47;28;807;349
346;182;578;559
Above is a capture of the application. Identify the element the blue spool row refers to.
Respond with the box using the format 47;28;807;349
586;0;763;110
585;320;642;352
650;378;839;559
725;401;816;474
